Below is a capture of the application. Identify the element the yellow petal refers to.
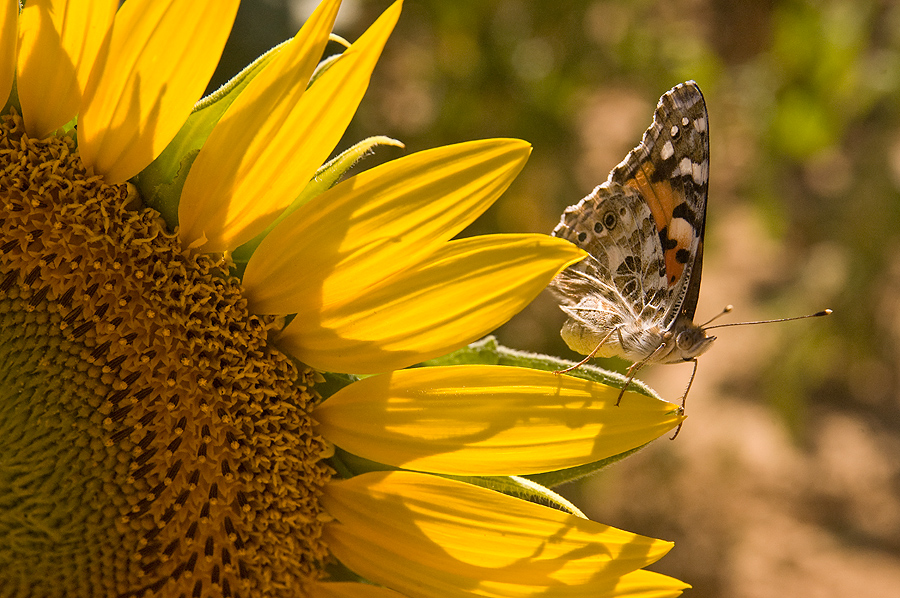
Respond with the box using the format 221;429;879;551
603;570;690;598
279;234;584;374
314;365;684;475
230;134;407;263
177;0;343;251
310;582;411;598
16;0;116;138
178;0;402;253
323;471;684;598
0;0;18;107
78;0;239;184
242;139;531;314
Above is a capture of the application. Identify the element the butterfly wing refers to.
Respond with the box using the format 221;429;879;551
549;81;710;360
609;81;709;326
550;183;669;332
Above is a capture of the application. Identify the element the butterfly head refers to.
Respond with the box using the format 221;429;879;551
671;320;716;362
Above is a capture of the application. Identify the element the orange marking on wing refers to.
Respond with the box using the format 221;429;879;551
624;166;687;286
626;165;675;231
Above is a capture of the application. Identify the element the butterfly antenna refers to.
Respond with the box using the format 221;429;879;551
704;308;832;331
700;304;733;327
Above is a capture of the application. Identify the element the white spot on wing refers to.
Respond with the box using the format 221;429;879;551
660;141;674;160
694;117;707;132
668;217;694;246
682;117;690;126
692;159;708;185
670;125;679;137
678;157;693;177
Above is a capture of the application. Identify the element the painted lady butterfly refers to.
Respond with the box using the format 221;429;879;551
550;81;828;421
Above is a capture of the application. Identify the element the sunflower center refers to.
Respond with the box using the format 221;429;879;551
0;111;332;597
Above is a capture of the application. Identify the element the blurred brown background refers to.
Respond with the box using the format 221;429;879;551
212;1;900;596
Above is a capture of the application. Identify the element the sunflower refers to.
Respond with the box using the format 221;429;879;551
0;1;690;597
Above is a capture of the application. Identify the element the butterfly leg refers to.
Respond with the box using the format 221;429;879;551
553;327;618;375
616;360;645;406
669;359;699;439
615;339;670;405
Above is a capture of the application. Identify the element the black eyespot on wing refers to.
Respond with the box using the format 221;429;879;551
577;231;587;243
594;221;603;234
603;211;617;230
675;248;691;264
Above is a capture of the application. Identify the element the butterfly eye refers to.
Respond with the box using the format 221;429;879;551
603;211;617;230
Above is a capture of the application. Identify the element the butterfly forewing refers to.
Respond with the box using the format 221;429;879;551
610;82;709;325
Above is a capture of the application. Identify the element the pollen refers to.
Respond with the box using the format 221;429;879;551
0;111;333;597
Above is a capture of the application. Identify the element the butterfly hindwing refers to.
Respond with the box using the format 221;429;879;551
550;183;669;323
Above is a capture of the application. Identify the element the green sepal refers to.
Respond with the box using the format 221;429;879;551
230;135;404;264
423;336;658;398
2;76;19;116
315;370;360;402
3;79;74;134
133;32;356;232
328;446;396;480
326;447;586;518
444;475;587;518
133;40;289;229
525;444;648;488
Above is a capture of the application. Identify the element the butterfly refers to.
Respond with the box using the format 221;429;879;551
549;81;829;422
549;81;715;411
